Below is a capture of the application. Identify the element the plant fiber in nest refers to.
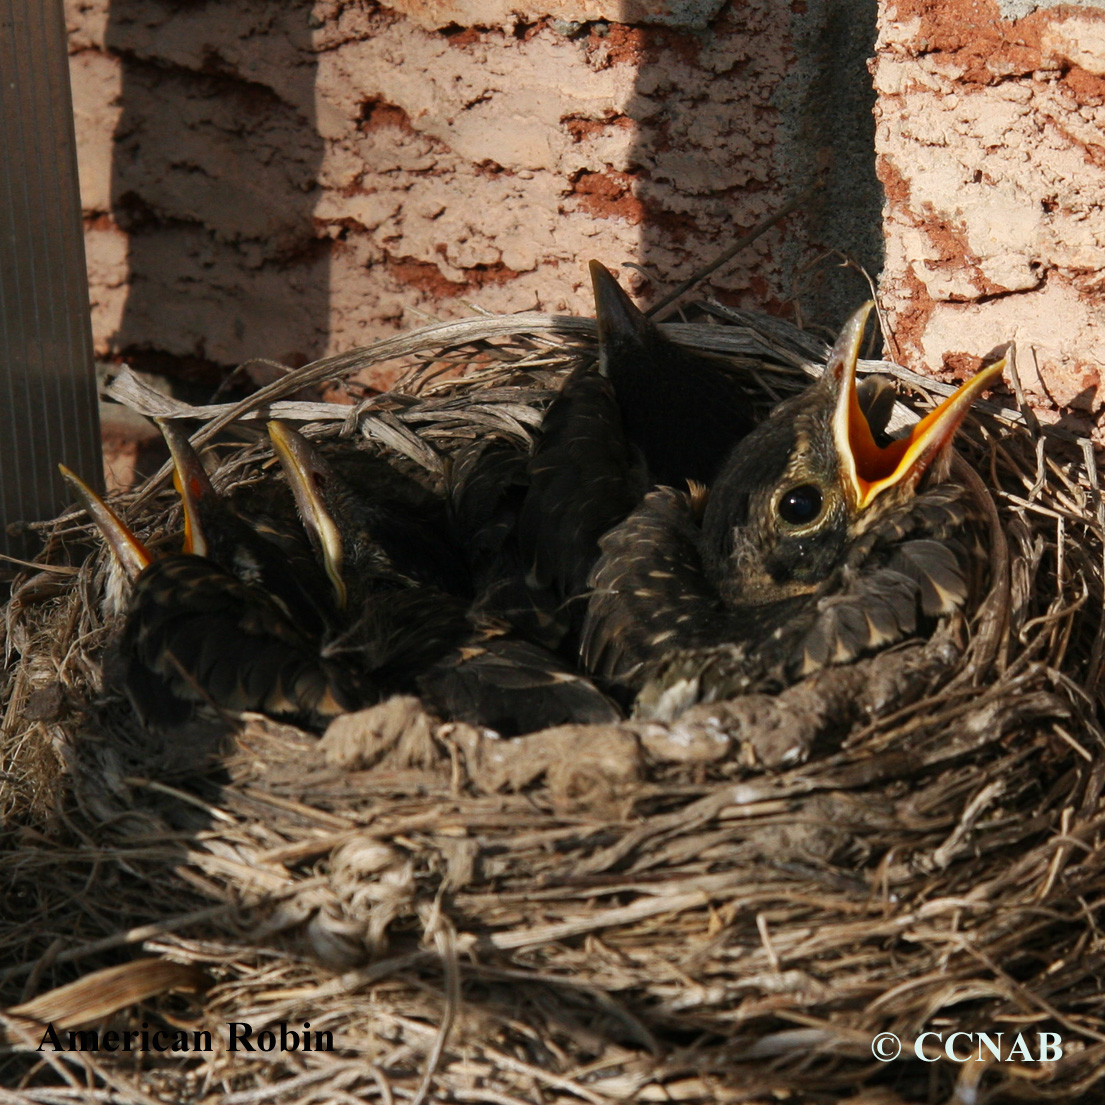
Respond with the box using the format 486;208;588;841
1;307;1105;1104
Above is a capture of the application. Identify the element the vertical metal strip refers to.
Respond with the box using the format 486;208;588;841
0;0;102;561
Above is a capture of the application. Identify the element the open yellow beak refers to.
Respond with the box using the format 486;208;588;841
267;420;348;610
59;464;151;582
829;303;1004;512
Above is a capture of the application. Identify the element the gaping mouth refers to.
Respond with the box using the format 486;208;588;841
830;303;1006;511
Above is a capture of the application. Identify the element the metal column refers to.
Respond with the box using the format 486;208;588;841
0;0;102;561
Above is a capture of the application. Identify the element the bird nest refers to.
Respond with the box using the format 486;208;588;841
2;306;1105;1105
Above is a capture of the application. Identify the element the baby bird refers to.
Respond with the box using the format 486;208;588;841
60;463;362;731
268;421;619;735
580;303;1004;718
516;261;758;644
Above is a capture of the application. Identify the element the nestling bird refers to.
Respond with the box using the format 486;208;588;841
447;437;566;651
157;418;337;637
268;421;620;734
59;464;363;730
266;420;470;605
580;302;1004;718
517;261;758;640
586;259;758;488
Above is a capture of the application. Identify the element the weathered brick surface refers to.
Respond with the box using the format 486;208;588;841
873;0;1105;432
67;0;880;386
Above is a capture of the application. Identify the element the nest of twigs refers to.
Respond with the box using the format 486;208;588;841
2;305;1105;1104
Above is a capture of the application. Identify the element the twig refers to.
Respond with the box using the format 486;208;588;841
409;921;459;1105
0;907;231;984
647;179;825;320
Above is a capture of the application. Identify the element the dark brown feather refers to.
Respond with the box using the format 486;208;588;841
581;486;728;685
518;366;646;610
590;260;756;487
449;437;566;650
418;626;620;736
123;555;365;730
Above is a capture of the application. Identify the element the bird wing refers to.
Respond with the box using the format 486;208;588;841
418;627;621;736
519;366;645;607
581;486;729;687
123;555;364;729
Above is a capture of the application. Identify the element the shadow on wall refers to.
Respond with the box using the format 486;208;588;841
780;0;884;333
105;1;329;394
99;0;882;388
624;0;883;337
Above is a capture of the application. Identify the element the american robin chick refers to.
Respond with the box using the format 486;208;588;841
266;421;470;606
447;438;566;651
581;303;1004;717
518;367;646;644
587;259;757;487
60;465;363;731
157;419;336;638
269;421;620;734
515;262;760;647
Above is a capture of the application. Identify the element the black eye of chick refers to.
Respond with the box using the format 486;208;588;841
777;484;824;526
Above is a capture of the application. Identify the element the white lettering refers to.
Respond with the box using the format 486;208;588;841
976;1032;1002;1061
944;1032;973;1062
1037;1033;1063;1062
914;1032;943;1062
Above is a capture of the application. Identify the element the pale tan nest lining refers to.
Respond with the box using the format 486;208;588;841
2;308;1105;1105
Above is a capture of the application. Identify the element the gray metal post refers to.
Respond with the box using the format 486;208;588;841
0;0;102;560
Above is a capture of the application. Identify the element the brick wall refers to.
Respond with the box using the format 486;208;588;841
873;0;1105;436
67;0;881;391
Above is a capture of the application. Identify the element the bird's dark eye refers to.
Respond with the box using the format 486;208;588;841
777;483;824;526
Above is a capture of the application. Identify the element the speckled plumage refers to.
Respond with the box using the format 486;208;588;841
122;554;363;729
270;421;618;732
512;263;756;643
581;304;998;718
59;457;364;731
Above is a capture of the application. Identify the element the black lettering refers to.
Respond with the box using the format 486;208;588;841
228;1023;254;1051
69;1030;99;1051
37;1023;62;1051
